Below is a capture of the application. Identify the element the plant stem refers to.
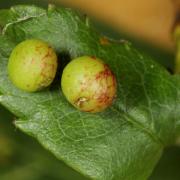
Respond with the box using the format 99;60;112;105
174;25;180;74
173;0;180;73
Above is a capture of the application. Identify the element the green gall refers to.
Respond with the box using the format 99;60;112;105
61;56;117;113
8;39;58;92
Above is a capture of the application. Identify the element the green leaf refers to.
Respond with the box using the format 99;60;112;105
0;5;45;35
0;105;87;180
0;5;179;180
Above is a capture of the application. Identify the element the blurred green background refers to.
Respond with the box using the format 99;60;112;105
0;1;179;180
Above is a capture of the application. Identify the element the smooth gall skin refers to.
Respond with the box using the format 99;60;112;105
61;56;117;113
8;39;58;92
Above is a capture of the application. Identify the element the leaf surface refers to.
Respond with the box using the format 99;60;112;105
0;5;179;180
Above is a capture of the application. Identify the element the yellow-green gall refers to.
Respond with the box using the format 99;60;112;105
8;39;58;92
61;56;117;113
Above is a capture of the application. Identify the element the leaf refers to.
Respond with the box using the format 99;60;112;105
0;105;87;180
0;5;179;180
0;5;46;35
